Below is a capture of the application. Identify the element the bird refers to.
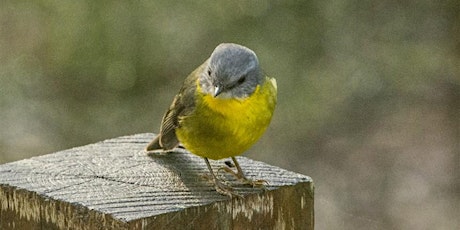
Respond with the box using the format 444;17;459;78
146;43;277;197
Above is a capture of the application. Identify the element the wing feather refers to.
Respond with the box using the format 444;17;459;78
146;62;206;151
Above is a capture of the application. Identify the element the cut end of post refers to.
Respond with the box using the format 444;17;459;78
0;133;314;229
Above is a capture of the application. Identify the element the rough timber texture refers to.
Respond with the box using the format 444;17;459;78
0;133;314;229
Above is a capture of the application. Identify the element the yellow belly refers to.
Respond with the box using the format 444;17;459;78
176;77;277;160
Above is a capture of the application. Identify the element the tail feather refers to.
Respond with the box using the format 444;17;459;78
146;135;162;151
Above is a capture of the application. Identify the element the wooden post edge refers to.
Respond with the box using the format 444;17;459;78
0;133;314;229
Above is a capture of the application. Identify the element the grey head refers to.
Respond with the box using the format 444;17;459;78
199;43;264;99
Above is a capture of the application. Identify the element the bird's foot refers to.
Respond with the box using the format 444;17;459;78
218;166;268;189
202;173;242;198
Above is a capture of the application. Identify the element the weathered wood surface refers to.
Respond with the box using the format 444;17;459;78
0;133;314;229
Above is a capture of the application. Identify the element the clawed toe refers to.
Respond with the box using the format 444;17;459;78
218;166;268;188
214;179;242;198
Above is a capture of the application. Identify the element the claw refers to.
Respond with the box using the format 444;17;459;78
218;157;268;189
213;178;243;198
204;158;242;198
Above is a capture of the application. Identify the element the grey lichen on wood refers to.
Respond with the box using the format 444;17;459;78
0;133;314;229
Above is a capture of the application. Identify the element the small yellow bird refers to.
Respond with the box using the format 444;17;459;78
146;43;277;197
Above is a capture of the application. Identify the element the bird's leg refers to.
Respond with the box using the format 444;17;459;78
219;157;268;188
204;158;240;198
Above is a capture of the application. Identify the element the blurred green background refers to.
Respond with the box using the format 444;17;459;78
1;1;459;229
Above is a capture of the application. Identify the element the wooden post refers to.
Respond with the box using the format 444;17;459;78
0;134;314;229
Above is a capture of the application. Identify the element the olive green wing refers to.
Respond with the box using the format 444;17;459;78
146;63;204;151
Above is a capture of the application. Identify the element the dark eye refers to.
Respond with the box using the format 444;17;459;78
207;69;212;76
238;76;246;84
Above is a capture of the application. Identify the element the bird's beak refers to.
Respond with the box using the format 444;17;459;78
213;85;223;97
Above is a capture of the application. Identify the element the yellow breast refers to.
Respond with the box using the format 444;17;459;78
176;77;277;160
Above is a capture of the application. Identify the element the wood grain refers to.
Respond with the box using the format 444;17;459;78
0;133;314;229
